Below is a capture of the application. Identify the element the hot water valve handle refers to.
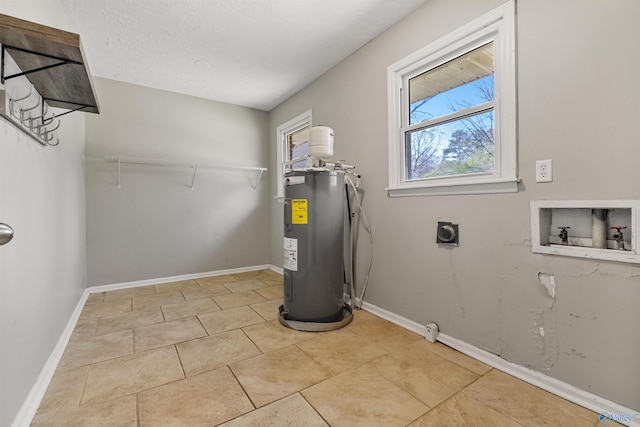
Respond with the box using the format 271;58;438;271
610;226;627;250
558;226;570;245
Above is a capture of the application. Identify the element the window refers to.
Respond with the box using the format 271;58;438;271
288;126;310;170
387;1;516;196
276;110;312;199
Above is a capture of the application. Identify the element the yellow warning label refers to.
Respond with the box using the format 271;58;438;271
291;199;308;225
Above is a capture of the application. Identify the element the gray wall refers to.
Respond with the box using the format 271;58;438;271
85;78;271;286
269;0;640;410
0;6;87;424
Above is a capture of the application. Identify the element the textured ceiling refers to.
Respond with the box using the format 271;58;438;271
48;0;429;111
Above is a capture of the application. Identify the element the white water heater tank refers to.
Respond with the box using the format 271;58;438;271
309;126;334;159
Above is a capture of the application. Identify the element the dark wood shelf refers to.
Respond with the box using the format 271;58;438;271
0;13;99;114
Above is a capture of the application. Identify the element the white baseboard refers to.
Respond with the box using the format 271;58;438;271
11;291;89;427
269;265;283;274
12;264;275;427
361;300;640;427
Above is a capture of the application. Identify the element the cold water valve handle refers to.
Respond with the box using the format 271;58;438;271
611;226;627;250
558;226;570;245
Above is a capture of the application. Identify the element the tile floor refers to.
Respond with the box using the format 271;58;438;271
32;269;608;426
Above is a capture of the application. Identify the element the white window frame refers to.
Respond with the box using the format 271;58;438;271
387;1;517;197
275;109;312;199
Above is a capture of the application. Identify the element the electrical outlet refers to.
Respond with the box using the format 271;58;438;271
536;159;553;183
425;322;439;343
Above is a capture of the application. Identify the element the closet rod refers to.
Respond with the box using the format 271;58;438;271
104;155;267;191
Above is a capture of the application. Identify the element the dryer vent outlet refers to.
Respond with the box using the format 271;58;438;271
425;322;439;343
436;222;458;245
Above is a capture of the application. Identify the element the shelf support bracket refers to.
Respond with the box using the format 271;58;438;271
41;99;94;116
252;169;265;191
190;165;198;191
1;44;82;84
117;160;121;190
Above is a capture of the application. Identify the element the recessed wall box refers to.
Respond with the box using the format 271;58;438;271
531;200;640;264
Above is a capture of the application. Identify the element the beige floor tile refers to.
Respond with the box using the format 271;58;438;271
260;276;284;287
297;328;389;375
132;291;186;310
463;369;597;426
133;317;207;352
219;393;329;427
230;345;331;408
347;311;423;352
408;393;524;427
231;270;264;280
138;367;253;426
369;340;479;408
154;279;200;294
349;308;378;323
195;274;237;286
302;364;429;427
161;297;220;321
224;278;268;293
80;299;131;319
255;285;284;300
34;289;608;427
82;346;184;406
85;292;105;305
176;329;261;376
214;290;266;309
58;330;133;371
32;366;88;422
102;285;157;302
181;283;230;301
259;275;284;287
95;307;164;335
593;416;628;427
33;395;137;427
257;269;283;279
425;342;493;375
242;319;316;352
250;299;283;321
69;317;99;341
198;305;265;335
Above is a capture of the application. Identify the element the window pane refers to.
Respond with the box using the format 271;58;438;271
287;126;309;170
409;42;494;125
405;110;494;180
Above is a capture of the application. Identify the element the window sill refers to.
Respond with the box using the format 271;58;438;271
387;177;520;197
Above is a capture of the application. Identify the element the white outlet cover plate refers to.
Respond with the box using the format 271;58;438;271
536;159;553;182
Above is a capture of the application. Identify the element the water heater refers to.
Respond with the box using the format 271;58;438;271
280;169;352;331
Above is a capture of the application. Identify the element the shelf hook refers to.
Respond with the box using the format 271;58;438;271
42;111;56;126
19;96;41;125
28;103;48;130
45;136;60;147
8;87;33;118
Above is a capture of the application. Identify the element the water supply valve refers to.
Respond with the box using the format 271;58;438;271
610;226;627;250
558;226;570;245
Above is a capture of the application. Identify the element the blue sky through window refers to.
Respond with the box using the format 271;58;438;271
406;74;495;179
